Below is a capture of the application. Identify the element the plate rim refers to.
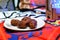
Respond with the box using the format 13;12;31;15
4;18;45;31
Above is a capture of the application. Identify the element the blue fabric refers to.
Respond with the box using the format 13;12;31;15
40;31;42;35
22;38;27;40
8;31;43;40
28;32;33;38
9;34;18;40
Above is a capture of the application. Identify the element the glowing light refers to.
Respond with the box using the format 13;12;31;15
52;0;60;8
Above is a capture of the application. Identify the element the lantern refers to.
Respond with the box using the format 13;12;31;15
46;0;60;20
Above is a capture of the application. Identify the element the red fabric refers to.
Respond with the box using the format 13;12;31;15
30;0;46;9
30;0;46;5
28;37;44;40
18;23;58;40
34;23;56;40
47;27;60;40
0;22;11;40
0;22;60;40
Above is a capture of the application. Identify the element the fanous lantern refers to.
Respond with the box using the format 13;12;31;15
46;0;60;20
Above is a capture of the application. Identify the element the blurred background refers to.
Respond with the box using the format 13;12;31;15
0;0;46;11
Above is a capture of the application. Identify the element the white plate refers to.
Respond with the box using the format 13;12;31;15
4;17;45;31
34;9;46;12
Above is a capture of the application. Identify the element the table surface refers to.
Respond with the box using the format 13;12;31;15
0;21;60;40
0;11;60;40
